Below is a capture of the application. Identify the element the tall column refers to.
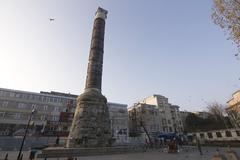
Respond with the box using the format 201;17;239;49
66;7;111;148
85;7;107;91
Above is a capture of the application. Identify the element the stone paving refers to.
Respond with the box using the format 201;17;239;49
0;146;239;160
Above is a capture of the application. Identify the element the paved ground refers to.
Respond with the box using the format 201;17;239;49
0;146;239;160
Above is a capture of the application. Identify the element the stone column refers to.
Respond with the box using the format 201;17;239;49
85;7;107;91
66;7;111;148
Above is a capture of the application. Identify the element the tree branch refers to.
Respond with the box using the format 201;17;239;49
234;0;240;6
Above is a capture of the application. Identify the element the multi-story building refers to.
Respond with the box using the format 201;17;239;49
140;95;183;133
0;88;129;141
226;90;240;128
108;102;129;144
170;105;183;132
0;88;77;136
128;103;160;137
128;94;183;137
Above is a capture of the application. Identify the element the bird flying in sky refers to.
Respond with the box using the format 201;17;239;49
49;18;55;21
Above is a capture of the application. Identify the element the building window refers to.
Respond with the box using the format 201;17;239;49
52;116;58;121
118;109;125;113
200;133;205;138
15;94;20;98
168;120;171;124
22;94;27;99
0;112;5;118
162;119;167;125
225;131;232;137
18;103;26;109
3;91;10;97
207;132;213;138
15;113;21;119
216;132;222;138
2;101;8;107
44;105;48;111
63;126;68;131
54;107;59;112
0;91;3;96
32;104;37;109
29;95;33;100
41;115;46;121
9;92;15;97
34;96;39;101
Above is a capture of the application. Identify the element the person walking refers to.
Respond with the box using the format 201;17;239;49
29;148;37;160
4;153;8;160
196;139;203;155
55;136;60;146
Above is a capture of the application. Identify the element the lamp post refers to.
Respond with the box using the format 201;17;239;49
17;107;36;160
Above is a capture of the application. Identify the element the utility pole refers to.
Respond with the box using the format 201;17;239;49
17;107;36;160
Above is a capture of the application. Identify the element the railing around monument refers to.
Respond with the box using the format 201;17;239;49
192;128;240;146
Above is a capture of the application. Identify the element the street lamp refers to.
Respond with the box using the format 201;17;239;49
17;107;37;160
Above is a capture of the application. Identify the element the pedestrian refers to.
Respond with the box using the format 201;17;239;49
29;148;37;160
20;153;23;160
196;139;203;155
164;138;167;145
56;136;60;146
4;153;8;160
179;138;184;152
145;138;149;149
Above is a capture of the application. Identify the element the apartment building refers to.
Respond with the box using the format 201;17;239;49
0;88;77;136
0;87;129;142
128;103;160;136
108;102;129;144
128;94;183;137
226;90;240;128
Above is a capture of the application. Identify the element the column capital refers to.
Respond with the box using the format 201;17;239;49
95;7;108;20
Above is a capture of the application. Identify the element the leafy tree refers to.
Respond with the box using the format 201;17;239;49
212;0;240;58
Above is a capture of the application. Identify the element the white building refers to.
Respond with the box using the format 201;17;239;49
128;94;183;136
108;102;129;144
128;103;160;137
0;88;129;140
0;88;77;136
226;90;240;128
140;94;183;133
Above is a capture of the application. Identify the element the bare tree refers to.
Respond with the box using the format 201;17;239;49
226;109;240;128
207;102;230;128
207;102;226;119
129;104;153;147
212;0;240;59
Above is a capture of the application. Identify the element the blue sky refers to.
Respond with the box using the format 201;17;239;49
0;0;239;111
